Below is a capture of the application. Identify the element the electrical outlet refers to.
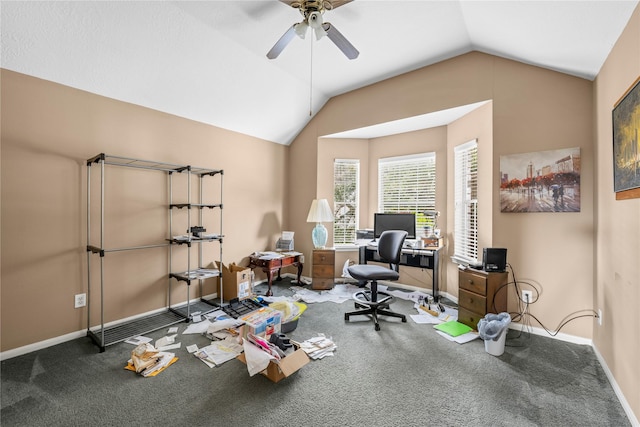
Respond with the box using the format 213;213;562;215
521;290;533;304
74;293;86;308
598;309;603;326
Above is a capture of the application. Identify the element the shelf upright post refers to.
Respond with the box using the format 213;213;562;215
99;157;106;348
86;160;91;336
186;165;192;319
168;171;173;311
198;174;204;304
219;171;224;304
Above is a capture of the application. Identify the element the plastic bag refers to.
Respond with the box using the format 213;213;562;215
477;312;511;341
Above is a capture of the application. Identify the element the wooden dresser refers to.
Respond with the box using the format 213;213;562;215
312;249;335;290
457;268;508;330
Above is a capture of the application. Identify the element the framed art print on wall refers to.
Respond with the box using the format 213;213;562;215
612;76;640;200
499;147;581;213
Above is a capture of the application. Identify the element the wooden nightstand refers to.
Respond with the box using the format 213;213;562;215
457;268;508;330
312;249;335;290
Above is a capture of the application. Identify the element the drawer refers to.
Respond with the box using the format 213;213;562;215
312;278;334;290
459;270;487;296
313;264;334;278
313;250;334;265
458;289;486;316
458;306;484;330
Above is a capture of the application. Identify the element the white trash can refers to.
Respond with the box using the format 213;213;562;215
484;329;507;356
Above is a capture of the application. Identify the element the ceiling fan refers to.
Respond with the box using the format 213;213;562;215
267;0;359;60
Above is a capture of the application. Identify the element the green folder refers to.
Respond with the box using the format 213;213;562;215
433;321;472;337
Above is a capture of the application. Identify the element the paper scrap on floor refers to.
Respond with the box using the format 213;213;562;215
195;338;243;368
289;284;360;304
298;334;337;360
182;320;212;334
436;330;480;344
410;303;458;324
124;335;153;345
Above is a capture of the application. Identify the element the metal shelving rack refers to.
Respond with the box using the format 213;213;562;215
86;154;224;351
167;164;224;319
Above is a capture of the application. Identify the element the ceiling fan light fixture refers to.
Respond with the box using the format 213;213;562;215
294;22;308;38
307;11;326;39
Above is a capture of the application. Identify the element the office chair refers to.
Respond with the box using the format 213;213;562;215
345;230;408;331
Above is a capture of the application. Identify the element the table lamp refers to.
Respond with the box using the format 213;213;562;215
306;198;334;249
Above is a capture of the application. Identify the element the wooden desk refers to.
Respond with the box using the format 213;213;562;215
249;253;303;296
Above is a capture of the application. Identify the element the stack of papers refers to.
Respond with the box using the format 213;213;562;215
298;334;336;360
433;320;479;344
194;338;243;368
256;251;284;260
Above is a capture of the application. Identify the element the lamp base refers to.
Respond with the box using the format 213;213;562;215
312;223;328;249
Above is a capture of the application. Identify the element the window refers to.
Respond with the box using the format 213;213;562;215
454;140;478;264
333;159;359;244
378;153;436;235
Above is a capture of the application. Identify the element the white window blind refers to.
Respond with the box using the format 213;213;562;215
333;159;359;245
378;153;436;235
454;140;478;263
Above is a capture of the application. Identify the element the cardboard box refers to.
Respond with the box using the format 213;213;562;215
237;344;310;383
240;307;282;339
216;262;253;301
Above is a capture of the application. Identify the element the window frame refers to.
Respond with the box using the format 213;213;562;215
377;152;437;237
333;159;360;245
453;139;479;265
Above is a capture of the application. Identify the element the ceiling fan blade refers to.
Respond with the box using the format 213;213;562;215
267;25;297;59
323;22;359;59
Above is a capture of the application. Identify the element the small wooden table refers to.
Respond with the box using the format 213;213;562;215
249;252;304;296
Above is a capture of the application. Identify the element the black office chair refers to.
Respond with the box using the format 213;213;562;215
345;230;408;331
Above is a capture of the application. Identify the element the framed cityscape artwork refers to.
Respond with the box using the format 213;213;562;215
612;76;640;200
500;147;581;213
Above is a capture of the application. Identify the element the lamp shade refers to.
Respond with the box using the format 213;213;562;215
307;199;334;249
306;199;334;223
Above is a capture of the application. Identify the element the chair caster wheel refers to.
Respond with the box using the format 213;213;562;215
402;317;407;323
375;324;380;331
344;314;349;321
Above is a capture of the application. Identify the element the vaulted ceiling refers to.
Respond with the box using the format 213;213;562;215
2;1;638;145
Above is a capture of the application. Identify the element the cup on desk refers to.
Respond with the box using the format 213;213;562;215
415;240;424;249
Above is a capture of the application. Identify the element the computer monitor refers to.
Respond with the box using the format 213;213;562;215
373;213;416;239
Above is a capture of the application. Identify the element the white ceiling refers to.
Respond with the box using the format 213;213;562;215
1;1;638;145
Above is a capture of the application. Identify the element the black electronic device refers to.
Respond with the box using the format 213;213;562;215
373;213;416;239
482;248;507;272
189;226;206;238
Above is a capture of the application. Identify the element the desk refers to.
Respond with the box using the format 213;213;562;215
249;253;303;296
358;244;444;300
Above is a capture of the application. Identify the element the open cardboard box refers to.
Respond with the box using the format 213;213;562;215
215;261;254;301
237;344;310;383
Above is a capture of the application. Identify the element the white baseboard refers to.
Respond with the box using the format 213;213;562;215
592;344;640;426
0;295;220;361
1;330;88;361
506;323;592;346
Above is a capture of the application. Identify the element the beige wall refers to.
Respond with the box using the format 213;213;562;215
446;101;494;298
317;128;449;289
289;42;638;420
291;51;594;335
594;4;640;420
1;69;287;351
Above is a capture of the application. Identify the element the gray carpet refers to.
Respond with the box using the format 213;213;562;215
1;280;630;427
